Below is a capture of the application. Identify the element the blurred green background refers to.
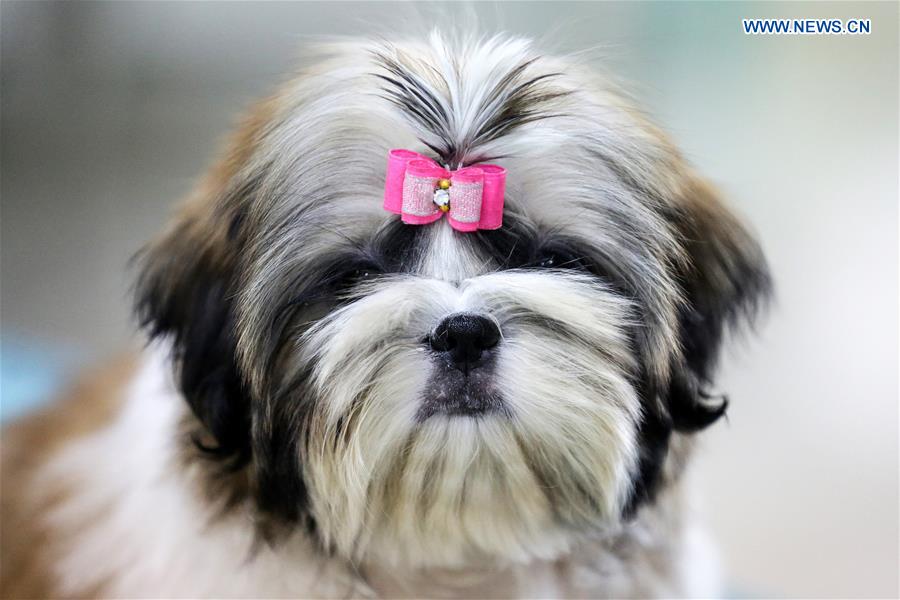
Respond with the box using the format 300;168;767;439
2;2;897;597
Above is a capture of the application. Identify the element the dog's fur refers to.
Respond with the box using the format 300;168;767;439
1;32;769;598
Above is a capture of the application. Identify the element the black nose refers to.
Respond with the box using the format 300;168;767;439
429;313;501;374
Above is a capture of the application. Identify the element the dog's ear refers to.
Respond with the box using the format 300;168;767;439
134;99;277;464
665;176;771;432
134;194;250;463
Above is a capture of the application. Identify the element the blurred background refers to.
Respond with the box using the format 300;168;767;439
1;2;897;597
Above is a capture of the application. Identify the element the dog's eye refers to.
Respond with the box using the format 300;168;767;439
335;263;382;290
538;255;557;268
534;249;585;270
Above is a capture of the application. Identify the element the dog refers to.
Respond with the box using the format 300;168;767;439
1;32;770;599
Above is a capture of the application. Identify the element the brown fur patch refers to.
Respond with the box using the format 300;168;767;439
0;356;136;599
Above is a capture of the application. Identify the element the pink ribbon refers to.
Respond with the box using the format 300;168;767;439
383;149;506;232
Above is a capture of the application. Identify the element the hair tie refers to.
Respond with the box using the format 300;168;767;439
383;149;506;232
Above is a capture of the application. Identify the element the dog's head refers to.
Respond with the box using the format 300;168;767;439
136;34;769;568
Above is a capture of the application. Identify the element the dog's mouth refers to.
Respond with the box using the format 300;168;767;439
416;367;507;420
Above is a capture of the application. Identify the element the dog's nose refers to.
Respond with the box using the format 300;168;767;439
429;313;501;374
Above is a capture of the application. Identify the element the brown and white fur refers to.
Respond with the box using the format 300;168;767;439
1;32;769;599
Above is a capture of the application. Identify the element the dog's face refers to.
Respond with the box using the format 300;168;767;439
136;35;769;568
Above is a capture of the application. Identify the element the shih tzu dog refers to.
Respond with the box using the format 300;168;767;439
1;32;769;599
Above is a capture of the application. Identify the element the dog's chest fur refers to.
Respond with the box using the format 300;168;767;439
8;348;717;599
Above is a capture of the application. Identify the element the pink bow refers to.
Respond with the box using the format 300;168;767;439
383;149;506;232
